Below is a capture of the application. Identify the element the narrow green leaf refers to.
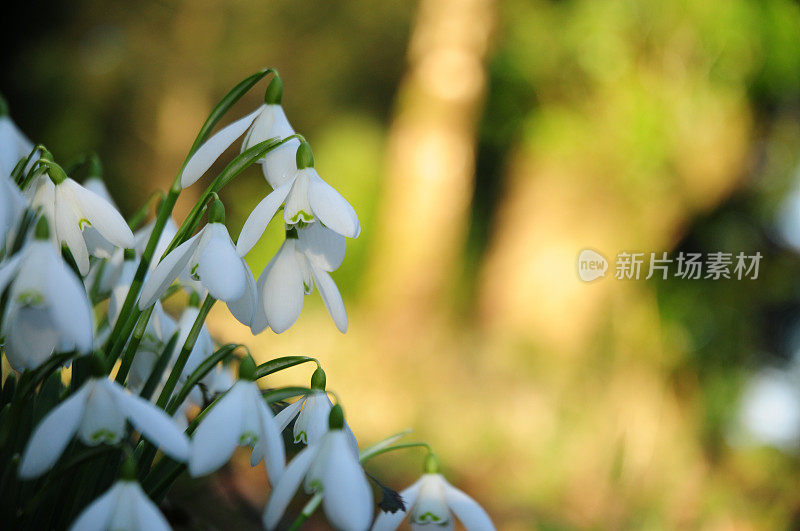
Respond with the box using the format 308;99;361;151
139;331;180;402
254;356;316;380
262;387;312;403
166;343;239;415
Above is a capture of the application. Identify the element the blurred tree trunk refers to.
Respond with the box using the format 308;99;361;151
365;0;495;335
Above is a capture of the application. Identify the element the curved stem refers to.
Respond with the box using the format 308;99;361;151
359;442;433;464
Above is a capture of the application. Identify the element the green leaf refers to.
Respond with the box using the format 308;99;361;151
139;331;180;402
359;429;413;463
183;68;275;165
262;386;312;403
254;356;317;380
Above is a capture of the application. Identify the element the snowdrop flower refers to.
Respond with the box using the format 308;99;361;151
263;404;372;531
0;175;26;252
189;356;285;482
237;140;360;253
371;465;495;531
138;199;256;327
19;363;190;478
275;368;359;454
27;155;134;275
180;76;292;188
0;219;93;371
0;96;33;178
250;222;348;334
69;459;170;531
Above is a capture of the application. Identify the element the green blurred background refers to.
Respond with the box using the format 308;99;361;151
5;0;800;528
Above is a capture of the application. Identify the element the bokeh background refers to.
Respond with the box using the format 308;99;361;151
5;0;800;528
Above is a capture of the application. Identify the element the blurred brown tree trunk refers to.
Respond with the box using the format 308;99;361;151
365;0;495;335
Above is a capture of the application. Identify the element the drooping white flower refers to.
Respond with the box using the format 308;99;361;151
19;374;190;479
250;222;347;334
27;160;134;275
69;473;170;531
237;140;360;252
263;405;372;531
189;357;285;482
275;369;359;454
371;473;495;531
0;100;33;178
0;222;93;371
138;200;256;327
180;76;293;189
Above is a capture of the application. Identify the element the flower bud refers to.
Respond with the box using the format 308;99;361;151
239;354;257;381
328;403;344;430
310;367;326;390
295;140;314;170
208;198;226;224
424;452;439;474
264;75;283;105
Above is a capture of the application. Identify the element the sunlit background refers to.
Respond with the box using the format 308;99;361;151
5;0;800;528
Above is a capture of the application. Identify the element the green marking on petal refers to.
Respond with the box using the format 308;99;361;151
294;431;307;444
16;290;45;306
289;210;314;224
91;429;117;443
240;431;258;446
78;218;92;230
190;263;200;281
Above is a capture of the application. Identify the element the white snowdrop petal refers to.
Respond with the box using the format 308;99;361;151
110;383;190;461
55;190;90;275
371;479;424;531
68;481;122;531
261;241;305;333
47;251;94;353
67;179;134;249
189;384;244;476
180;108;262;188
261;138;300;189
321;431;373;531
307;170;361;238
196;224;246;301
294;392;331;446
274;397;305;433
227;256;257;327
236;178;294;256
139;232;202;309
310;266;348;333
79;382;125;445
20;385;88;479
297;222;346;272
283;171;314;225
5;306;60;370
131;483;172;531
443;480;495;531
262;445;318;530
254;390;286;485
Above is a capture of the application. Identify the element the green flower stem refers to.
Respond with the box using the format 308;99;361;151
114;305;155;385
12;144;46;186
288;492;324;531
155;295;216;410
104;67;278;360
253;356;318;380
359;442;433;464
127;190;164;231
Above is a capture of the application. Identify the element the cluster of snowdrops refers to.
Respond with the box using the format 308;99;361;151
0;69;495;530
